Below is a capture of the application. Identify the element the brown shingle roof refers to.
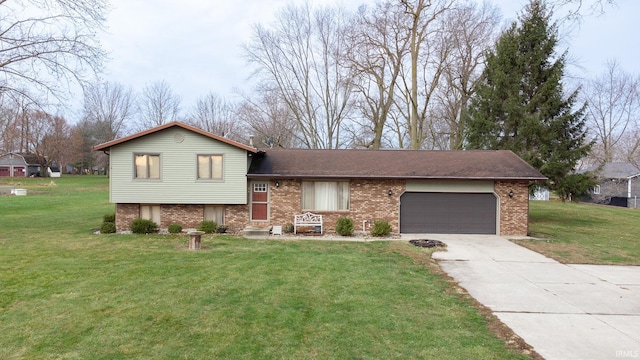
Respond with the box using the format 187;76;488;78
92;122;258;153
248;149;546;180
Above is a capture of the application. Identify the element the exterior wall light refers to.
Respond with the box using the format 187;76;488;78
275;181;280;188
508;189;514;198
388;189;393;196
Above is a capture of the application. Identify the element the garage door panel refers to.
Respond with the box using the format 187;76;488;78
400;192;496;234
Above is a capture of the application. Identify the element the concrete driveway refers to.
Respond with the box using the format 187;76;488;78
426;234;640;360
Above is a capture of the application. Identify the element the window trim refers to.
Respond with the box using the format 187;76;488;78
593;185;601;195
253;183;267;193
197;154;224;181
134;153;161;180
301;180;350;212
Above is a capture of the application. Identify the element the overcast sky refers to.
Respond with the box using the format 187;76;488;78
94;0;638;121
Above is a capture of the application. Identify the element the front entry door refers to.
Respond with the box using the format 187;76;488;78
251;182;269;221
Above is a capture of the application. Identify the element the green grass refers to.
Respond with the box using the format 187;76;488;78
0;176;527;359
517;201;640;265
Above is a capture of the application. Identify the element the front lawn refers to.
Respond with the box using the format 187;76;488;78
517;201;640;265
0;176;529;359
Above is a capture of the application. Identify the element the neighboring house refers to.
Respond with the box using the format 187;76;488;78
579;162;640;208
93;122;546;236
0;152;45;177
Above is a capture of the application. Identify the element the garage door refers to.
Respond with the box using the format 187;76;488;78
400;192;497;234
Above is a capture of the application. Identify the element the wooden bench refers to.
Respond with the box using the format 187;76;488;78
294;212;323;234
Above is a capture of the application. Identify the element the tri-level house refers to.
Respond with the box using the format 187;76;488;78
93;122;546;236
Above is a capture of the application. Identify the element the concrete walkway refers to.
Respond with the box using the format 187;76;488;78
427;234;640;360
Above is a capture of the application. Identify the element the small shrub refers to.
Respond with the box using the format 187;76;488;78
283;223;294;234
198;220;217;234
100;221;116;234
130;218;158;234
168;223;183;234
335;217;355;236
103;212;115;223
216;224;228;233
370;220;392;237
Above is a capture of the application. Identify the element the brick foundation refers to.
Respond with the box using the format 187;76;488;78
160;204;203;229
114;203;249;232
115;203;139;231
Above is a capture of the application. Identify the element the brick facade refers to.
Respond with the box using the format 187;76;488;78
115;179;531;236
495;180;530;236
268;179;404;234
225;204;250;232
160;204;205;229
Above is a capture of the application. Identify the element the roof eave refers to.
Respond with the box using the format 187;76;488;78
247;174;548;181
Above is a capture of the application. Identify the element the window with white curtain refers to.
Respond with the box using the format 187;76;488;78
204;205;225;224
135;154;160;179
140;204;161;224
302;181;349;211
197;154;223;180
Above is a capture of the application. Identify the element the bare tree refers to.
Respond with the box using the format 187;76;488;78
68;119;103;174
186;92;243;142
236;86;303;149
397;0;454;149
0;98;22;152
6;107;68;175
582;60;640;163
244;3;355;149
548;0;615;20
39;115;71;174
138;80;182;130
0;0;106;106
82;82;136;143
345;1;408;149
433;1;501;149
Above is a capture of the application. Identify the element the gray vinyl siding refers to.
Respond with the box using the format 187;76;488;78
109;127;249;204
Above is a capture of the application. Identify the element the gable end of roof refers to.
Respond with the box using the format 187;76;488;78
92;122;258;153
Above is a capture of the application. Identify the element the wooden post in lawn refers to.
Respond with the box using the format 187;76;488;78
188;231;205;250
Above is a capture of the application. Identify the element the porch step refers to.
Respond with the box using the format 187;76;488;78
242;226;272;237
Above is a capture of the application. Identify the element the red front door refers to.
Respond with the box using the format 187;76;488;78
251;182;269;221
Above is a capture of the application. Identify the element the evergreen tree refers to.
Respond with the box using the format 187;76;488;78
465;0;592;200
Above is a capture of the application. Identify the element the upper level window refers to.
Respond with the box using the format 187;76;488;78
197;155;223;180
135;154;160;179
593;185;601;195
302;181;349;211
